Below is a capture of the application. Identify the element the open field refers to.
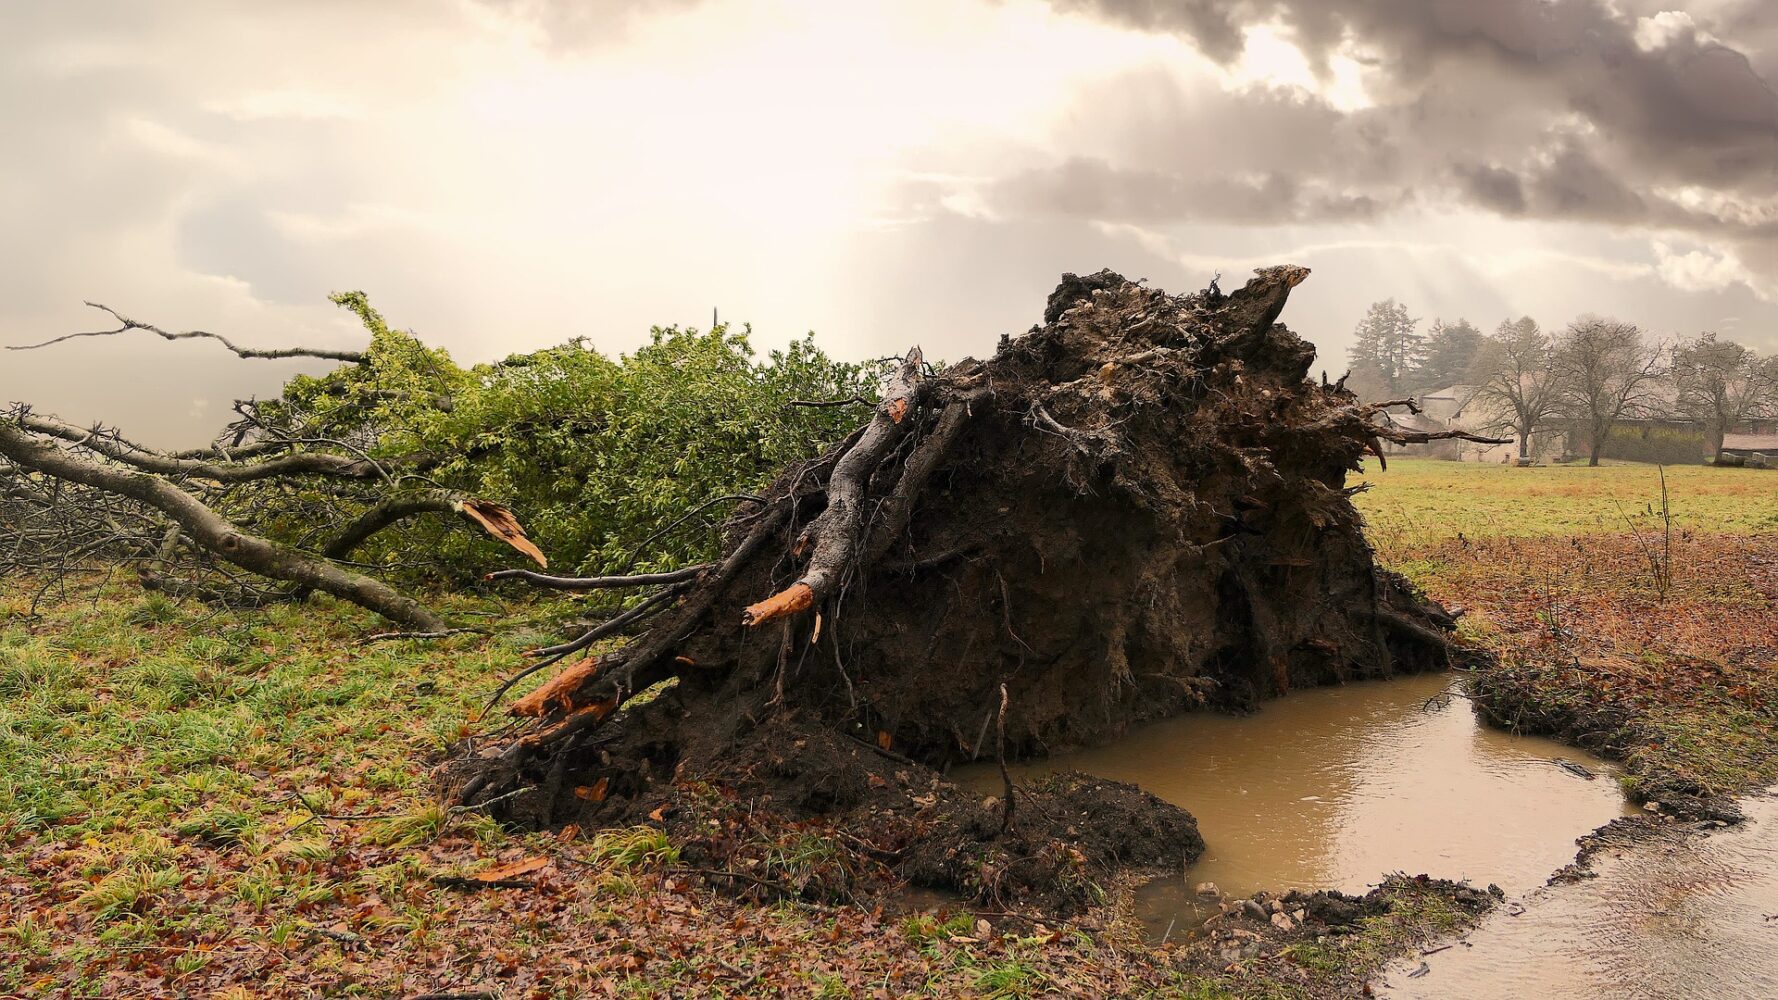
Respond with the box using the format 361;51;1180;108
3;456;1775;997
1352;457;1778;548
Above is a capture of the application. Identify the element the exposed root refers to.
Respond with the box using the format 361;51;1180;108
447;266;1470;908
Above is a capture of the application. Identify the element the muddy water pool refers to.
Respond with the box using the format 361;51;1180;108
956;671;1634;935
1379;789;1778;999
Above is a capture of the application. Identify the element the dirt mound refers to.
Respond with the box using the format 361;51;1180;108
452;266;1483;906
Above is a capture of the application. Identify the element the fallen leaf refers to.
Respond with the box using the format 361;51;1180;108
574;777;610;802
476;856;549;881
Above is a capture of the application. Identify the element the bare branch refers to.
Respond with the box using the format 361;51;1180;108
9;303;366;363
1372;425;1512;446
16;414;394;482
741;347;925;627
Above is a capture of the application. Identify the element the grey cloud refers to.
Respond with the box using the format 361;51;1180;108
1034;0;1778;299
1453;163;1527;216
1054;0;1778;189
992;158;1390;225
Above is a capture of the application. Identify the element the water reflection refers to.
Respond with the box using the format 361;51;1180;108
955;672;1633;934
1381;790;1778;999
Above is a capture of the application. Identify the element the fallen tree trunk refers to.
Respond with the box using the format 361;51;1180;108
452;267;1506;908
0;420;448;630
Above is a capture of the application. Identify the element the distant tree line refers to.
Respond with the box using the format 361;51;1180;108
1345;299;1778;465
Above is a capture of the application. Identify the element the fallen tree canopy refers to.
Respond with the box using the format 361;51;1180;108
1;294;874;621
452;266;1506;908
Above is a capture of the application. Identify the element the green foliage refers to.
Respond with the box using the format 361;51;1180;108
411;324;883;576
1410;317;1485;393
230;295;882;581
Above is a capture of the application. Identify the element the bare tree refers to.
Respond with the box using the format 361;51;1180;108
1466;317;1563;461
1553;317;1666;467
1670;333;1778;462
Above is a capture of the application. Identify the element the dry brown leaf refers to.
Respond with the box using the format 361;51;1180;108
459;499;548;568
876;730;893;750
573;777;610;802
476;856;549;881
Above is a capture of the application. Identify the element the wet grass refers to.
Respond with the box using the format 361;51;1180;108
0;585;1194;996
1369;508;1778;804
1353;457;1778;551
1162;877;1493;1000
7;458;1773;995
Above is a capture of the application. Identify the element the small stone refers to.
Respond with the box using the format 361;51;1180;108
1243;900;1269;921
1293;908;1307;922
1195;881;1220;897
1269;900;1284;914
1270;912;1297;932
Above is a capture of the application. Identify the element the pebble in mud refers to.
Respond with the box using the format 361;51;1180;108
1195;881;1220;896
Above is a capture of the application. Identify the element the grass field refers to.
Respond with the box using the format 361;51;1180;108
1352;457;1778;548
3;456;1774;997
1354;458;1778;804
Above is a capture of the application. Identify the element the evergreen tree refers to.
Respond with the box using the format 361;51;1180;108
1348;299;1424;397
1412;318;1485;392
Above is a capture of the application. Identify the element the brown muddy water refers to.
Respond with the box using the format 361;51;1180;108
1379;789;1778;1000
955;672;1634;936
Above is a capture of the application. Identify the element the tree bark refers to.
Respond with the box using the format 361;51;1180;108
0;421;444;630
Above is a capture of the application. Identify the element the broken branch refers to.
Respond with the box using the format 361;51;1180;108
9;302;366;363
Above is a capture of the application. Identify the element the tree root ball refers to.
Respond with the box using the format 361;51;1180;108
446;266;1462;909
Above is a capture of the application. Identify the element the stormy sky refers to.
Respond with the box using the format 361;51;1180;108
4;0;1775;445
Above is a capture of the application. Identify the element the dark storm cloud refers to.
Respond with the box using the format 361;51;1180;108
1038;0;1778;275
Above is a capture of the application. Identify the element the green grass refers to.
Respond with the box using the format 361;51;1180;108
0;585;1193;996
1358;462;1778;804
0;591;512;842
5;457;1770;995
1353;457;1778;547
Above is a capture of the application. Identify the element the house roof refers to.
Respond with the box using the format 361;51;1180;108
1722;433;1778;452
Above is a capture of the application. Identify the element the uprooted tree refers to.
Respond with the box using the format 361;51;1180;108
2;266;1505;907
448;267;1505;905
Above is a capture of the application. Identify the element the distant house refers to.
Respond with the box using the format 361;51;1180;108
1375;386;1775;466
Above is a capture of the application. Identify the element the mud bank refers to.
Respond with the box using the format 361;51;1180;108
1469;659;1749;822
